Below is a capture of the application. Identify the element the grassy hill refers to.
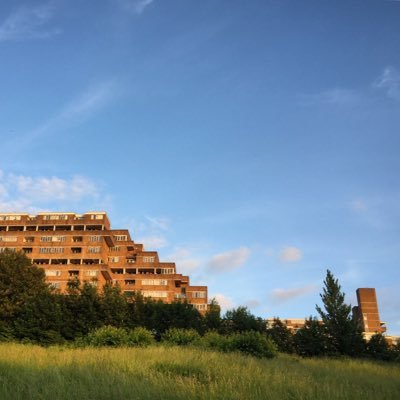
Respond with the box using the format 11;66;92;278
0;343;399;399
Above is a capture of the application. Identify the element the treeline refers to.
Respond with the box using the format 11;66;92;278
0;250;399;361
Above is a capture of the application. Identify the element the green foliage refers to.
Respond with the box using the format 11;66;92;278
229;331;277;358
0;250;49;320
127;327;155;347
294;316;330;357
266;318;294;353
366;334;394;361
162;328;201;345
12;291;64;345
199;331;231;352
316;269;365;356
221;306;265;334
85;326;129;347
100;283;130;327
204;298;221;331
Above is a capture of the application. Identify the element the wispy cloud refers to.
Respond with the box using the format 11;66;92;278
299;88;360;106
11;80;119;150
271;285;316;303
129;214;171;250
212;293;234;312
279;246;303;263
373;66;400;101
140;235;169;249
116;0;154;15
350;199;367;212
166;247;201;274
208;246;251;273
0;170;101;213
0;2;60;42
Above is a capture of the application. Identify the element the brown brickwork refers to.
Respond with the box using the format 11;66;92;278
0;212;208;313
353;288;386;336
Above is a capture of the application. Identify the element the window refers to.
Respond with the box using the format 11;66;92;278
191;291;206;299
85;270;98;276
193;304;207;311
41;236;65;242
24;237;35;243
143;256;155;263
109;246;121;252
45;270;62;277
0;247;16;252
88;247;101;253
142;291;168;298
115;235;127;241
72;236;83;242
161;268;174;274
89;236;101;242
0;215;22;221
108;256;119;263
43;214;68;221
0;236;17;242
49;282;61;289
142;279;167;286
90;214;104;220
39;247;64;254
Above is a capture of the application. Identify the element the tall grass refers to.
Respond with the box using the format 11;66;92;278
0;343;399;399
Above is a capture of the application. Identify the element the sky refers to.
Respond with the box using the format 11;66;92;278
0;0;399;335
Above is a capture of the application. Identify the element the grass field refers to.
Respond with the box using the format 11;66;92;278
0;343;399;400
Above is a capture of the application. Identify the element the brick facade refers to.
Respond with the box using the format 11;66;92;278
0;212;208;313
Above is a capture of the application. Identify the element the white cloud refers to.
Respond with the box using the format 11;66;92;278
279;246;303;263
116;0;154;15
12;80;119;149
0;2;60;42
271;285;316;303
211;293;234;311
0;170;101;213
208;246;251;273
373;66;400;100
244;299;261;308
139;235;168;249
299;88;360;106
350;199;367;212
145;215;170;231
166;247;201;274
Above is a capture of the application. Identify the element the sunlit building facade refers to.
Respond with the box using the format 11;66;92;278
0;212;208;313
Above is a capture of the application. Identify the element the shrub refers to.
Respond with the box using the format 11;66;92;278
86;326;128;347
199;331;231;352
127;327;155;347
162;328;200;346
229;331;277;358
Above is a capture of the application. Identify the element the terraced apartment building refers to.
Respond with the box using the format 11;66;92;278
0;211;208;313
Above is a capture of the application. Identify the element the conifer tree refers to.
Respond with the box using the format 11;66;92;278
316;269;365;356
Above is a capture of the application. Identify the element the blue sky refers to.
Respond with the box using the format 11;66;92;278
0;0;399;334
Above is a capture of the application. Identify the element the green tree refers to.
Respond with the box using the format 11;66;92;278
293;316;329;357
366;333;393;361
204;298;221;331
99;283;130;327
316;269;365;356
266;318;294;353
221;306;265;334
0;250;49;321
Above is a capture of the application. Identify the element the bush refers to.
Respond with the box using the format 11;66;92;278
86;326;128;347
127;327;155;347
229;331;277;358
199;331;231;352
162;328;200;346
